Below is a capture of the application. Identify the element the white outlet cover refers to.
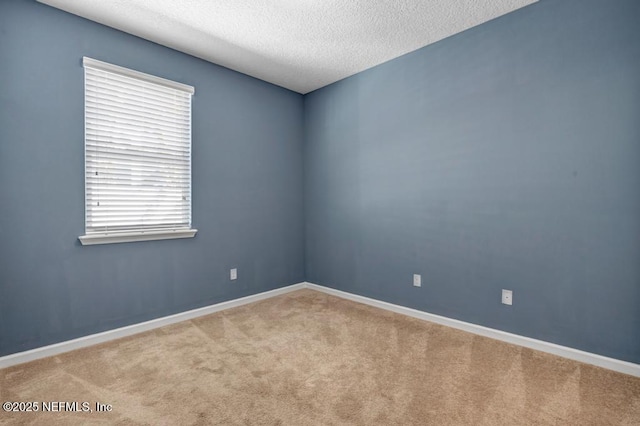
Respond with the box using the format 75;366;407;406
413;274;421;287
502;289;513;305
230;268;237;280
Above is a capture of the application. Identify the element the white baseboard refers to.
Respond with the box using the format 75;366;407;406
2;281;638;378
0;282;306;370
304;282;640;378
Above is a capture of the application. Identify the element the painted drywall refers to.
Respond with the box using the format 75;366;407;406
0;0;304;356
304;0;640;363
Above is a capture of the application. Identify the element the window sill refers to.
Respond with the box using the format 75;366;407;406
79;229;198;246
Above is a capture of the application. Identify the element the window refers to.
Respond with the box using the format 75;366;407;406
79;57;197;245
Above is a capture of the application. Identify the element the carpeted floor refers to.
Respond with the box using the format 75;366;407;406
1;289;639;425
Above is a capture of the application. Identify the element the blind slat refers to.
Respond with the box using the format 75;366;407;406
84;64;193;95
85;110;190;134
86;146;190;164
85;96;190;125
86;134;191;155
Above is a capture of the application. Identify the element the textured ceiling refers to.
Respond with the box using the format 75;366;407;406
38;0;537;94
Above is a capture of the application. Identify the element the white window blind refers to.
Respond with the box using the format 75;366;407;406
80;57;197;245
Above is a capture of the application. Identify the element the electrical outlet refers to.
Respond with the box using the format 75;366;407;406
502;289;513;305
413;274;421;287
230;268;237;280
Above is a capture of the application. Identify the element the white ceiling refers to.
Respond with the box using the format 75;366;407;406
38;0;537;94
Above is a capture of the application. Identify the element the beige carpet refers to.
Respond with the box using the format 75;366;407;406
1;289;639;425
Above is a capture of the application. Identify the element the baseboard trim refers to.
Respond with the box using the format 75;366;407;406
304;282;640;378
3;281;638;377
0;282;306;370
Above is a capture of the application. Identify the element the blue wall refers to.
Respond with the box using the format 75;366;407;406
0;0;304;356
304;0;640;363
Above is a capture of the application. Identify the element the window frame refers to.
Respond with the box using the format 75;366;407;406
78;57;197;246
